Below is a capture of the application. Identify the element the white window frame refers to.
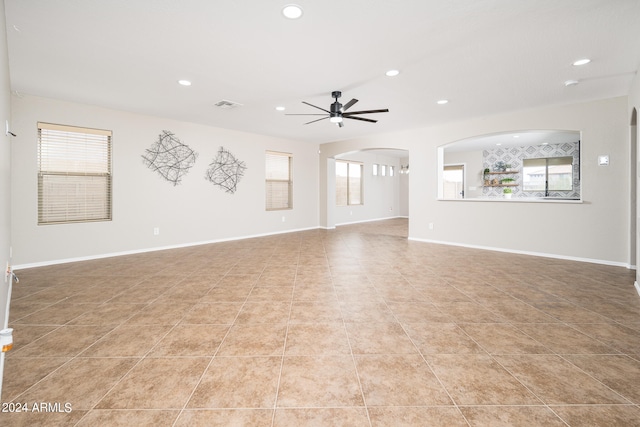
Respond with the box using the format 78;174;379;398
523;156;574;193
37;122;112;225
336;160;363;206
265;151;293;210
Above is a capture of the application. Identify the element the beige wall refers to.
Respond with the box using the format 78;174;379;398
0;0;12;326
320;97;631;266
1;0;13;400
11;95;319;267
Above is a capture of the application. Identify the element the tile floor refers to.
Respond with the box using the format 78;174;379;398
2;218;640;426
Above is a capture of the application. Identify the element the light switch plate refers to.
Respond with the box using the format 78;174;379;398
598;155;609;166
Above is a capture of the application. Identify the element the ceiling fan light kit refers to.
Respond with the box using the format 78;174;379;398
287;90;389;128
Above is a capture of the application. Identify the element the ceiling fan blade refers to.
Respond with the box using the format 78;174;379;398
305;116;330;125
343;108;389;115
302;101;331;113
285;113;327;116
342;98;358;112
344;116;377;123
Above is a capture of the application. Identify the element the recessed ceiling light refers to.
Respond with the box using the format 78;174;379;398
573;58;591;66
436;99;448;105
385;69;400;77
178;80;192;86
513;135;519;138
275;106;286;111
282;4;303;19
496;143;502;146
564;79;579;87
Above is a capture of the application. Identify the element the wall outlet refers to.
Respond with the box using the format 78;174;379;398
281;216;286;223
153;227;160;235
428;223;434;230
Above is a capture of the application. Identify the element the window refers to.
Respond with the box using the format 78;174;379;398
265;151;292;210
372;164;379;176
38;122;112;225
523;156;573;193
389;166;395;177
381;165;387;176
336;160;363;205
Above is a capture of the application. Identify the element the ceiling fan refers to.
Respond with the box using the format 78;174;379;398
287;91;389;127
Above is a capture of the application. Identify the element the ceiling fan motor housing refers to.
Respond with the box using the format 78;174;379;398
330;102;343;115
331;91;343;116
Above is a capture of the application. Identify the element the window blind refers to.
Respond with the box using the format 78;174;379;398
38;122;112;224
265;151;292;210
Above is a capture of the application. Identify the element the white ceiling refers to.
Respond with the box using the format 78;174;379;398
4;0;640;145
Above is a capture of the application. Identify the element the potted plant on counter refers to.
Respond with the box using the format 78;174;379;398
503;188;513;199
500;177;515;185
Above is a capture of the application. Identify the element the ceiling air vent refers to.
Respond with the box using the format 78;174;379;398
214;99;243;110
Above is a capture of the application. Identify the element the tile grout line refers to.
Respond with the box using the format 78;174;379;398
374;268;472;427
9;274;156;412
269;245;299;427
335;240;374;427
68;272;178;426
443;278;575;425
172;260;267;426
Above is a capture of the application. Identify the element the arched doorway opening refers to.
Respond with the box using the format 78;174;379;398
326;148;409;234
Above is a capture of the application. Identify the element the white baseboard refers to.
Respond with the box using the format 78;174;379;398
635;281;640;297
335;215;404;227
14;219;632;274
13;226;320;270
15;219;404;270
408;237;631;268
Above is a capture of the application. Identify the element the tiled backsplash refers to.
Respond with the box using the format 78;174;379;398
483;141;580;198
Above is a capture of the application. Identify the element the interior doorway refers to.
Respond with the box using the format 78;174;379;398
325;148;409;233
443;164;465;199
